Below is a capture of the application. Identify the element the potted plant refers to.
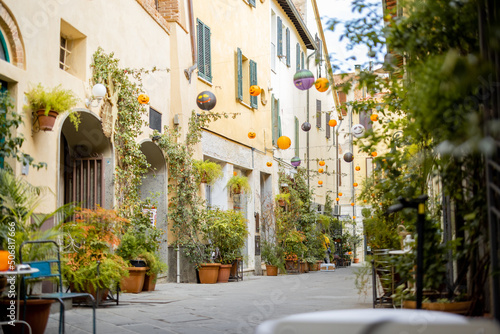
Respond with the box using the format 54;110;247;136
62;207;129;302
193;159;223;185
204;208;248;283
261;241;285;276
24;83;80;131
115;232;148;293
140;251;167;291
226;175;251;195
275;193;290;207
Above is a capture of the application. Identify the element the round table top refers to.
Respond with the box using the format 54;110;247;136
0;267;39;275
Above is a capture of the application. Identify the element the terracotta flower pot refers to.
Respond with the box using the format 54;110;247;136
142;273;157;291
36;109;58;131
353;258;360;263
1;299;54;334
403;300;472;315
198;263;221;284
120;267;147;293
266;265;278;276
217;264;233;283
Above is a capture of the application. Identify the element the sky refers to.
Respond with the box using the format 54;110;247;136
316;0;384;74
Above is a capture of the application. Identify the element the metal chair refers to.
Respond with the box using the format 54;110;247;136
20;240;96;334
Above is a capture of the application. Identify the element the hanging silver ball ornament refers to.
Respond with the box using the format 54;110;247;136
351;124;366;138
344;152;354;162
301;122;311;132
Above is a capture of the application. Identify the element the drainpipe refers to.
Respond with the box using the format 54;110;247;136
184;0;197;83
306;51;316;193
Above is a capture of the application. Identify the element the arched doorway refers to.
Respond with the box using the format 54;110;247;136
59;110;113;209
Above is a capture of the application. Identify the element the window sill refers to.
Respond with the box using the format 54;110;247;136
198;76;213;86
238;99;256;111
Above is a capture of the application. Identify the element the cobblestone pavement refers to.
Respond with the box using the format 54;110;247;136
42;264;371;334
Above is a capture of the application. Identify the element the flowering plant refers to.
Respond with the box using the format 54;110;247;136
285;252;298;262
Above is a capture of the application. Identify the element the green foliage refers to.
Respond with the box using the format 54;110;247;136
116;232;141;261
0;91;46;169
226;175;251;195
140;251;167;277
261;240;285;272
204;208;248;264
24;83;81;130
275;193;290;205
193;160;223;185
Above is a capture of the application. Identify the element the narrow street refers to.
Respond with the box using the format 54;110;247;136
45;264;370;334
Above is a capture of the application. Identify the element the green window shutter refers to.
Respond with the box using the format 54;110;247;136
250;60;258;108
271;94;278;145
301;52;304;69
204;24;212;81
286;28;290;67
197;19;212;82
316;99;321;128
277;99;282;137
326;113;331;139
295;117;299;156
237;48;243;101
296;43;300;71
277;17;282;57
197;19;205;79
0;80;7;169
249;0;256;7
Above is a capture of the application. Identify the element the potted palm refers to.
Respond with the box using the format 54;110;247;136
25;83;80;131
226;175;251;195
204;208;248;283
193;160;223;185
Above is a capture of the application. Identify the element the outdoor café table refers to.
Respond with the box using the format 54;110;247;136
0;267;39;334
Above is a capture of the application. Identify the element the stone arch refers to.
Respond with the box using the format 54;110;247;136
0;2;26;69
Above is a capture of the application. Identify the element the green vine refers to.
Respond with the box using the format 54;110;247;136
90;47;167;216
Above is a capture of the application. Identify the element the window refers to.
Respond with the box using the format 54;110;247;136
59;20;86;80
295;117;299;156
149;107;161;132
236;48;258;108
359;111;373;131
366;158;374;178
316;99;321;128
296;43;300;71
301;51;304;69
0;31;10;62
271;94;280;145
277;16;283;58
59;36;71;71
271;12;276;72
286;28;290;67
197;19;212;82
325;113;331;139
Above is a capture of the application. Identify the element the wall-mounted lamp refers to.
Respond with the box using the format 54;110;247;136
151;135;161;142
85;83;107;108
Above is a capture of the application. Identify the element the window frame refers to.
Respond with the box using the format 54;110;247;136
197;18;212;82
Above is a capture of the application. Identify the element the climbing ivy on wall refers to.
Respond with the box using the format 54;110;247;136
90;47;163;216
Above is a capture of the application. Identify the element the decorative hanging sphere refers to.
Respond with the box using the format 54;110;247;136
277;136;291;150
248;131;256;139
315;77;330;92
343;152;354;162
266;162;272;167
250;85;261;96
319;160;325;166
196;91;217;111
336;198;340;201
328;119;337;127
339;192;343;196
138;94;150;104
353;216;356;219
351;202;355;206
370;114;379;122
371;151;378;157
233;171;237;176
301;122;312;132
352;124;366;138
353;182;358;187
355;166;361;171
318;180;323;185
363;199;367;203
293;69;315;90
318;168;324;173
291;156;301;167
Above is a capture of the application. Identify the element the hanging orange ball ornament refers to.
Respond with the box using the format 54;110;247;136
336;198;340;201
353;182;358;187
351;202;355;206
363;199;367;203
318;168;324;173
319;160;325;166
266;162;272;167
315;77;330;92
371;151;378;157
233;171;237;176
318;180;323;185
250;85;261;96
248;132;256;139
353;216;356;219
355;166;360;171
339;192;343;196
277;136;292;150
328;119;337;127
370;114;379;122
